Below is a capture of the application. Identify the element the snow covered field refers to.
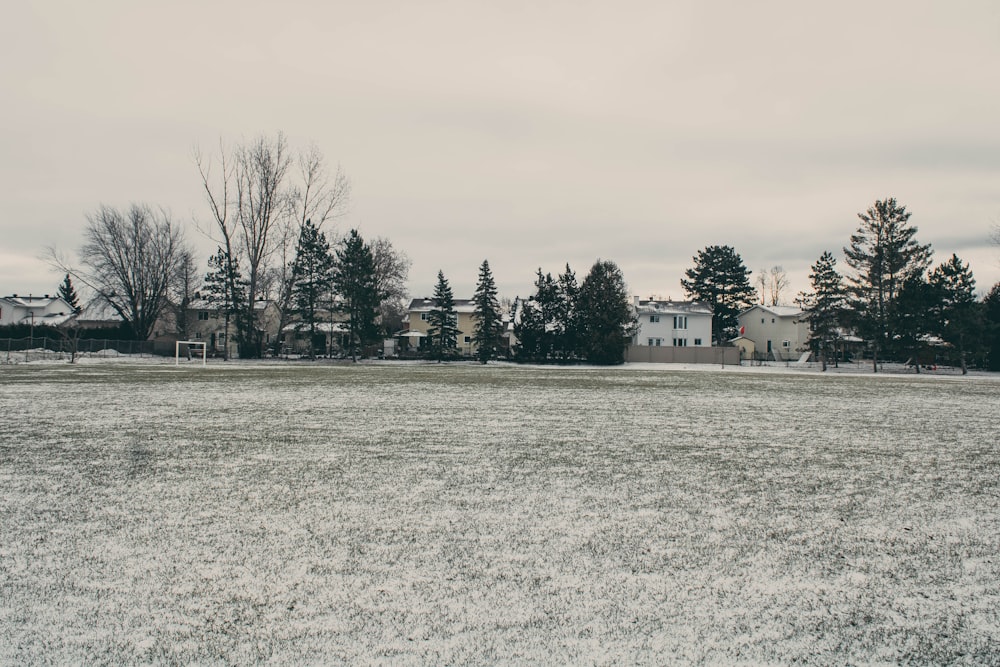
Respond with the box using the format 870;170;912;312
1;361;998;664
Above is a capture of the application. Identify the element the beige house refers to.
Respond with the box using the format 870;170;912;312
185;298;281;357
404;298;480;356
736;305;810;361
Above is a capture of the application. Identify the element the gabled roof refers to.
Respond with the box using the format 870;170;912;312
634;299;713;316
407;298;477;314
739;304;803;319
2;294;72;311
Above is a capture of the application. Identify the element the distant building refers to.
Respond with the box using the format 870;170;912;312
405;297;479;356
736;304;809;361
184;298;281;357
632;297;713;348
0;294;76;328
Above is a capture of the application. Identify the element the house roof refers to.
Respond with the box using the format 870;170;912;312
739;304;803;319
77;298;123;323
281;321;348;333
188;298;277;311
407;298;477;313
634;299;713;316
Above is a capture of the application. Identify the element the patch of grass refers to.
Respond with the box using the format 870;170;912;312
1;363;998;663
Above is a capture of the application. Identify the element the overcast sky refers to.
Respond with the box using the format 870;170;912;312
3;1;999;304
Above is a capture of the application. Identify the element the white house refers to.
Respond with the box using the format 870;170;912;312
736;304;810;361
0;294;76;328
632;298;712;347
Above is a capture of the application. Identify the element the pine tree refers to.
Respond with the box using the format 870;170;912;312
982;283;1000;372
427;270;459;361
929;253;977;374
796;251;846;371
892;272;937;372
57;274;81;313
843;198;933;370
680;245;755;345
513;297;544;362
333;229;379;361
204;246;246;360
576;259;638;365
472;260;504;364
290;219;335;359
555;264;580;360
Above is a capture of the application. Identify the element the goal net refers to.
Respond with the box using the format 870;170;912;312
175;340;208;366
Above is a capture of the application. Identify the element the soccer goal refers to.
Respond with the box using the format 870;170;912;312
175;340;208;366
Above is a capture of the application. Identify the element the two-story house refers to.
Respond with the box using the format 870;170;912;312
736;304;809;361
0;294;76;329
404;298;480;357
632;298;713;348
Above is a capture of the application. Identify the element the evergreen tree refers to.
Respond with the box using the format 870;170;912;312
57;274;81;313
513;297;545;362
796;251;847;371
843;198;933;370
427;270;460;361
290;219;335;359
982;283;1000;372
892;272;937;372
472;260;504;364
555;264;580;360
929;253;977;374
680;245;755;345
204;246;246;360
333;229;380;361
576;259;637;365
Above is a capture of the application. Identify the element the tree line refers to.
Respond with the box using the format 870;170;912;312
38;137;1000;371
46;133;409;358
675;198;1000;373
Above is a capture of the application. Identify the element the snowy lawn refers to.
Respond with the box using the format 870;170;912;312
1;362;998;664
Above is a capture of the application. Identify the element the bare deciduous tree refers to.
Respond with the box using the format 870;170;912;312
371;236;411;333
768;265;789;306
197;133;292;357
50;203;188;341
197;134;350;357
274;145;352;337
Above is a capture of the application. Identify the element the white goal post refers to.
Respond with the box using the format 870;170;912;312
175;340;208;366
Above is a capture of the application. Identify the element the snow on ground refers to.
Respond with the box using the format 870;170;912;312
0;363;998;663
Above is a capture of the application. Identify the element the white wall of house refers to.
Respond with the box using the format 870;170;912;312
632;299;712;347
737;305;809;360
0;295;75;327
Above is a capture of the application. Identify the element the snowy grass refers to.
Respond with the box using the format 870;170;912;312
1;362;998;664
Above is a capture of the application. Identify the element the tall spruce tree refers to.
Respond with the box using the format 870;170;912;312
892;272;937;372
843;198;933;370
472;260;504;364
929;254;977;374
513;296;545;362
57;274;81;313
333;229;379;361
680;245;755;345
427;270;460;361
204;246;245;360
982;283;1000;372
796;251;847;371
576;259;637;365
290;219;335;359
555;264;580;360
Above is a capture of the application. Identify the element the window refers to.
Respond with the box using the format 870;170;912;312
761;318;764;324
694;338;702;346
464;336;471;343
772;318;776;323
782;340;791;348
649;315;660;323
673;338;687;347
420;313;428;321
673;316;687;329
198;311;209;321
647;338;662;346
